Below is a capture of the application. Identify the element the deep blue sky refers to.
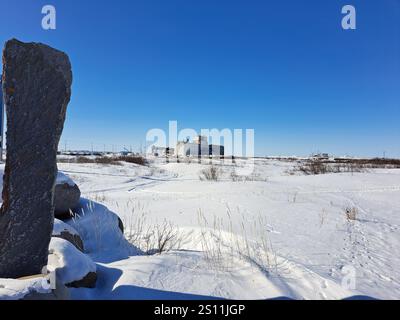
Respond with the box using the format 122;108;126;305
1;0;399;157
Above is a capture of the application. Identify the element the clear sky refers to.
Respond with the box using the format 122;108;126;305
1;0;399;157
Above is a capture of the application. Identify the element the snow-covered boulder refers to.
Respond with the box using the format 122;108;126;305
66;199;139;262
54;172;81;219
53;218;84;252
48;238;97;288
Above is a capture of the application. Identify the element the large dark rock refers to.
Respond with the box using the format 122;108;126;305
0;39;72;278
66;272;97;289
54;173;81;219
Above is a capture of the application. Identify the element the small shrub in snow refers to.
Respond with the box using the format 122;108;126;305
115;155;147;166
199;165;221;181
230;171;241;182
74;156;96;164
95;156;120;165
294;158;380;176
345;207;358;221
60;155;147;166
298;159;328;175
124;204;188;255
153;221;182;254
131;220;186;255
334;158;400;169
71;156;120;165
230;171;268;182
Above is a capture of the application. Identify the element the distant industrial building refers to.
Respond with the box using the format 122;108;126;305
175;136;224;158
311;153;330;160
151;136;224;158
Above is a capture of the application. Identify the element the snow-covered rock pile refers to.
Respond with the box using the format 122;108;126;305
66;198;138;263
49;173;98;289
49;172;139;291
1;171;132;300
19;172;98;290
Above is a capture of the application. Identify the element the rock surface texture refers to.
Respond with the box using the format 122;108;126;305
54;175;81;219
0;39;72;278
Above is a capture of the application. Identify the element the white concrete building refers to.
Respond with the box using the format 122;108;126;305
175;136;224;158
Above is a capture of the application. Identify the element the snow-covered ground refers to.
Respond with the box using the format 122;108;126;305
1;158;399;299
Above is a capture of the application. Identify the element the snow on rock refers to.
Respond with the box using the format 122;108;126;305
66;199;140;263
0;278;51;300
53;218;79;236
53;218;84;252
48;237;96;288
56;171;76;187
